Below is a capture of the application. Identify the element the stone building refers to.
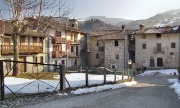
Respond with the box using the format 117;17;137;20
135;25;180;69
88;30;129;70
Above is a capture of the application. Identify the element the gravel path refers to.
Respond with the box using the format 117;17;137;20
1;75;180;108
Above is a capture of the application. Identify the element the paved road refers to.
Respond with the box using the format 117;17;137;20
19;76;180;108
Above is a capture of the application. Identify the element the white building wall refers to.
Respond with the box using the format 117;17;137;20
135;33;180;69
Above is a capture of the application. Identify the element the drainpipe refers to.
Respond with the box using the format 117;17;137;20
124;39;125;69
179;33;180;67
47;37;50;71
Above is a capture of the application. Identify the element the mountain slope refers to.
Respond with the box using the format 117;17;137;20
126;9;180;29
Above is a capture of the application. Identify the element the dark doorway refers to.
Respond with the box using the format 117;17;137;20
157;58;163;67
150;59;155;67
76;46;78;56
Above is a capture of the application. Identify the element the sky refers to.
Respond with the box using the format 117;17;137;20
66;0;180;20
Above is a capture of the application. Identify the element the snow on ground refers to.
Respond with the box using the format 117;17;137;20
70;81;137;95
139;69;180;100
138;69;179;76
4;73;130;95
168;79;180;99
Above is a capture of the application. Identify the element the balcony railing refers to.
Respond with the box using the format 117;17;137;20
128;45;135;51
52;51;66;58
154;47;165;53
68;52;79;57
52;37;66;44
70;39;79;44
1;45;43;54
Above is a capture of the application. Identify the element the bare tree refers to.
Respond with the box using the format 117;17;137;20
0;0;73;76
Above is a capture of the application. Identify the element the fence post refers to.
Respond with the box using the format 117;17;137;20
0;60;4;100
104;67;106;84
60;64;65;91
114;69;116;82
122;69;124;80
85;67;88;86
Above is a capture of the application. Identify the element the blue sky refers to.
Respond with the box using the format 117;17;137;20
66;0;180;20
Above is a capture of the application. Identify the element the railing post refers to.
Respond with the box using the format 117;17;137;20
85;67;89;86
60;64;65;91
104;67;106;84
0;60;5;100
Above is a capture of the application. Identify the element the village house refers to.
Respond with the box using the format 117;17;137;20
48;19;88;71
88;26;129;70
135;25;180;70
0;19;48;73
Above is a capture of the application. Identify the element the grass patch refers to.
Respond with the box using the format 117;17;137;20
17;72;59;80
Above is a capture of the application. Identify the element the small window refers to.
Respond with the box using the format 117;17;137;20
142;44;146;49
171;43;176;48
55;31;61;37
72;24;75;27
115;54;119;59
111;64;116;69
142;34;146;39
114;40;118;46
96;53;99;59
156;34;161;38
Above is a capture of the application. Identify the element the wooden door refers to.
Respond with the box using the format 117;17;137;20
150;59;155;67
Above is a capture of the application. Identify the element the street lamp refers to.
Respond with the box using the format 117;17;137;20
128;60;132;78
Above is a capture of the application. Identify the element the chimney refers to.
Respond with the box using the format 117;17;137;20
165;26;170;31
122;25;125;32
139;24;144;30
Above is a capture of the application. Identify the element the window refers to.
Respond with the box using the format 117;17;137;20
72;24;75;27
71;46;74;52
4;38;10;45
40;56;43;64
142;44;146;49
33;37;37;45
157;43;161;52
20;36;26;45
114;40;118;46
156;34;161;38
115;54;119;59
142;34;146;39
111;64;116;69
96;53;99;59
171;43;176;48
55;31;61;37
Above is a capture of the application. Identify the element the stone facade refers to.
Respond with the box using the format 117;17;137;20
88;30;129;70
135;27;180;69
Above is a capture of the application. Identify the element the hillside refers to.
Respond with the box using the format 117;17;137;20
126;9;180;29
79;19;121;33
86;16;133;26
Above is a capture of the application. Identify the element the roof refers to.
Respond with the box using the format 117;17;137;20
91;30;126;40
0;20;49;37
135;26;180;34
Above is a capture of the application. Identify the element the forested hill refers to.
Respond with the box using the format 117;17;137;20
79;19;121;33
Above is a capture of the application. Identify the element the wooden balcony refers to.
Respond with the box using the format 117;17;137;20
52;51;66;58
128;45;135;51
52;37;66;44
68;52;79;58
70;39;79;44
1;45;43;55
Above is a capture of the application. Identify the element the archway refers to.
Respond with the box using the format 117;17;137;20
157;58;163;67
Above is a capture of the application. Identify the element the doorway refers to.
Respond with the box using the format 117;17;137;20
157;58;163;67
